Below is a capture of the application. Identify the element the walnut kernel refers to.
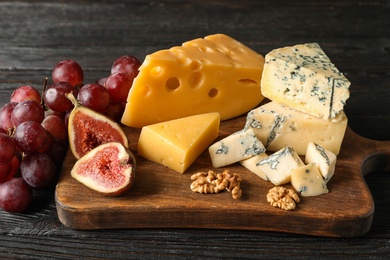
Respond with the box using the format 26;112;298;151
267;186;300;210
190;170;243;200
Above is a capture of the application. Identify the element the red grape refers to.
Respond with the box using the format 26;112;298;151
0;162;12;183
21;153;56;189
111;55;141;78
46;140;68;167
43;81;74;112
97;77;107;86
37;130;54;154
0;102;17;132
13;121;50;154
77;83;110;113
10;85;41;104
105;72;133;103
104;101;125;122
0;177;32;213
44;108;66;119
0;133;16;165
52;59;84;87
11;100;44;127
41;114;68;142
0;155;21;183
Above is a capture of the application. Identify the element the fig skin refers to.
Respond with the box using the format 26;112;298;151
66;93;129;160
71;142;136;196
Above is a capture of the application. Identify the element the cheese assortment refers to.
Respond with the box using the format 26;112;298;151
244;101;348;155
137;112;220;173
121;34;265;128
126;36;350;202
261;43;350;121
208;128;266;168
204;41;349;198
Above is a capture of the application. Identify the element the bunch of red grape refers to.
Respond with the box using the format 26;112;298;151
0;55;141;213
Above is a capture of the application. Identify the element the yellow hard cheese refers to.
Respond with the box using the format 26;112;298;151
121;34;265;128
261;43;350;121
137;112;220;173
244;101;348;155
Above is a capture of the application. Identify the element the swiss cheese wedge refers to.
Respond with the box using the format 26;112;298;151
121;34;265;128
137;112;220;173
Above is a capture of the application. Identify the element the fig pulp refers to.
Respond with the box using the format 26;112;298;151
66;93;129;159
71;142;136;195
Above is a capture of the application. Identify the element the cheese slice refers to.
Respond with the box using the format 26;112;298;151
121;34;265;128
208;128;266;168
244;101;348;155
261;42;350;121
256;146;304;186
305;142;337;183
137;112;220;173
240;153;268;181
290;163;329;197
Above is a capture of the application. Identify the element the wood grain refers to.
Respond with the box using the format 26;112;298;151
55;105;388;237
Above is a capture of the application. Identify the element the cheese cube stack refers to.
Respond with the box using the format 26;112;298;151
290;163;329;197
137;112;220;173
244;101;348;155
305;142;337;183
255;146;304;186
122;34;265;128
209;128;266;168
261;42;350;121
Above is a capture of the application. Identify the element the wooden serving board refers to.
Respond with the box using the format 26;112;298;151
55;111;390;237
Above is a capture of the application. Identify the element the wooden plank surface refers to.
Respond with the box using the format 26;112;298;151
55;102;386;237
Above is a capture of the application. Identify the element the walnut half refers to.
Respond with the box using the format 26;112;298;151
267;186;300;210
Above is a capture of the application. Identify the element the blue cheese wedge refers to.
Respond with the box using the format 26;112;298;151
209;128;266;168
256;146;304;185
261;43;350;121
244;101;347;155
240;153;268;181
290;163;329;197
305;142;337;183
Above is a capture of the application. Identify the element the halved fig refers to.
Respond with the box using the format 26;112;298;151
66;93;128;159
70;142;136;196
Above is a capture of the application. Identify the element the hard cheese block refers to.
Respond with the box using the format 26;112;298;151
244;101;348;155
256;146;304;186
121;34;265;128
137;112;220;173
290;163;329;197
305;142;337;183
208;128;266;168
261;43;350;121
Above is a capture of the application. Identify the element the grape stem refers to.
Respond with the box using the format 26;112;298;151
41;77;48;111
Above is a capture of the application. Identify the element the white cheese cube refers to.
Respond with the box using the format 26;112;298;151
305;142;337;183
290;163;329;197
209;128;266;168
256;146;304;185
239;153;268;181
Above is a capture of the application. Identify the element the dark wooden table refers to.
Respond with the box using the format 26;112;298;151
1;0;389;258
